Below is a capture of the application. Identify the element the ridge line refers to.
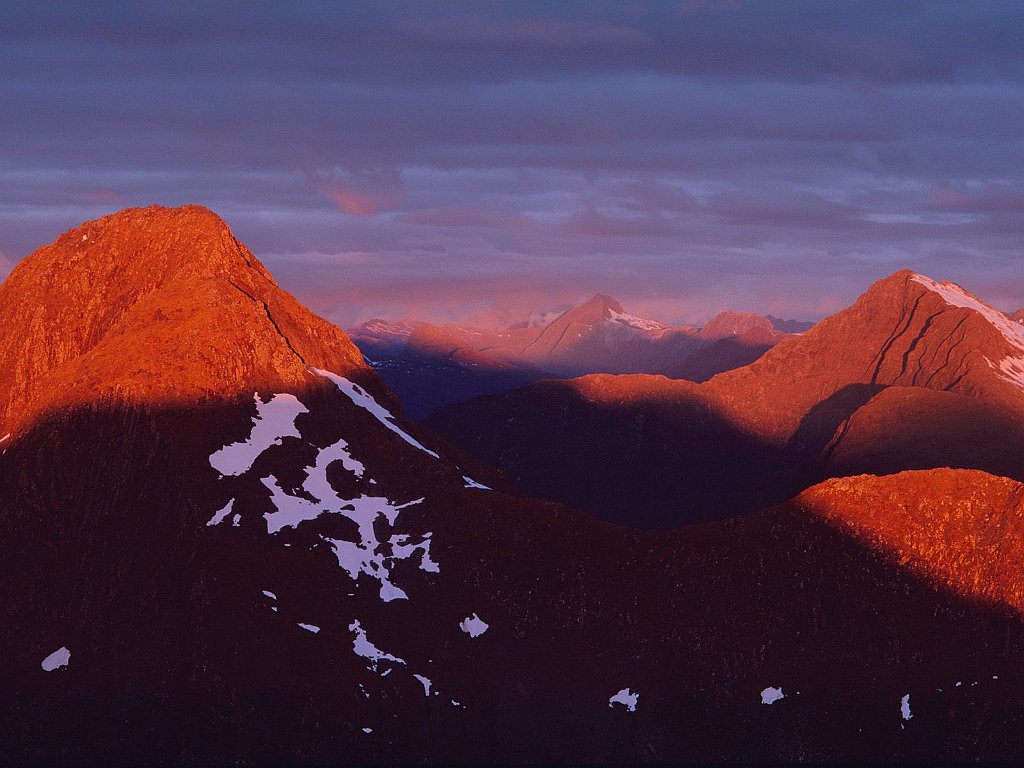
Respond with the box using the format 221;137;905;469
225;279;308;365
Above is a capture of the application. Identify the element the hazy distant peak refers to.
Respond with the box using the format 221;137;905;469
571;293;625;320
699;311;774;340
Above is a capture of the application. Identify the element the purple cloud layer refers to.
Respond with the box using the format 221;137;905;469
2;1;1024;326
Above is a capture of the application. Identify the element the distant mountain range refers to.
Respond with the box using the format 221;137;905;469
349;295;812;418
5;206;1024;764
429;270;1024;527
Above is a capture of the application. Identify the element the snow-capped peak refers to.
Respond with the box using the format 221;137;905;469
911;274;1024;353
607;308;669;332
911;273;1024;389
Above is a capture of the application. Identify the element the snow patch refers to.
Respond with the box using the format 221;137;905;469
206;500;234;526
262;590;277;600
901;693;912;721
210;393;308;475
761;687;785;705
609;688;639;712
390;533;440;573
413;673;432;696
258;463;433;601
297;623;320;634
41;646;70;671
350;620;406;673
608;309;668;332
310;368;439;458
462;475;491;490
911;274;1024;390
361;727;373;734
206;385;438;607
459;613;489;637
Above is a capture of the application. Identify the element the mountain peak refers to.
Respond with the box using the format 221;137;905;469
575;293;625;318
0;207;367;432
704;268;1024;440
699;311;773;340
40;205;277;287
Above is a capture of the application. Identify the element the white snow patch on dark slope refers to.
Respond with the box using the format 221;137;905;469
761;687;785;705
350;619;406;673
608;688;639;712
210;393;308;475
459;613;489;637
41;647;70;671
310;367;439;458
911;274;1024;390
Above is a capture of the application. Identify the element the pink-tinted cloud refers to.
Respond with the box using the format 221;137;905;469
76;189;123;204
404;18;649;47
318;169;405;217
320;184;384;216
933;186;1024;214
397;204;535;231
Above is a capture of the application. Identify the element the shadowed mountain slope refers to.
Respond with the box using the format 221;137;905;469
5;209;1024;763
350;299;802;418
430;270;1024;527
349;320;548;419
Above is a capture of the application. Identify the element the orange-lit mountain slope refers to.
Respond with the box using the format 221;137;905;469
5;208;1024;764
430;270;1024;526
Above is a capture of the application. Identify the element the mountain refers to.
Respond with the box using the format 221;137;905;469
1010;308;1024;325
705;270;1024;439
661;311;795;382
502;293;702;376
0;205;373;434
6;210;1024;762
347;296;705;417
766;314;815;334
350;298;805;417
429;270;1024;527
355;294;706;378
349;319;547;419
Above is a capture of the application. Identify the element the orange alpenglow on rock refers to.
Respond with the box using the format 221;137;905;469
0;205;372;434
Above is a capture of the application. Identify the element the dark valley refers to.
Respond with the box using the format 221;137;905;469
4;207;1024;764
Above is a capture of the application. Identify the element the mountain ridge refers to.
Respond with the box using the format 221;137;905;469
430;268;1024;526
6;208;1024;763
0;205;374;434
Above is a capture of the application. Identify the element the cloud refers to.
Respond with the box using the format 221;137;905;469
317;169;405;217
2;2;1024;323
75;189;123;204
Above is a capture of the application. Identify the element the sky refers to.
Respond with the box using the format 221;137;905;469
2;1;1024;327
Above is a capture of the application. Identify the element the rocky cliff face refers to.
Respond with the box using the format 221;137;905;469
0;205;371;433
430;270;1024;526
6;209;1024;764
708;269;1024;440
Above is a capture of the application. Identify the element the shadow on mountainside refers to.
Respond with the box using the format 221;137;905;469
428;378;1024;529
786;383;887;460
661;336;775;383
427;378;813;528
5;401;1024;763
366;353;548;421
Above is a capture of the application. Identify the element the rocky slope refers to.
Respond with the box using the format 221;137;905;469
0;205;372;434
430;270;1024;526
350;299;800;418
349;319;547;419
661;310;794;382
5;208;1024;764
